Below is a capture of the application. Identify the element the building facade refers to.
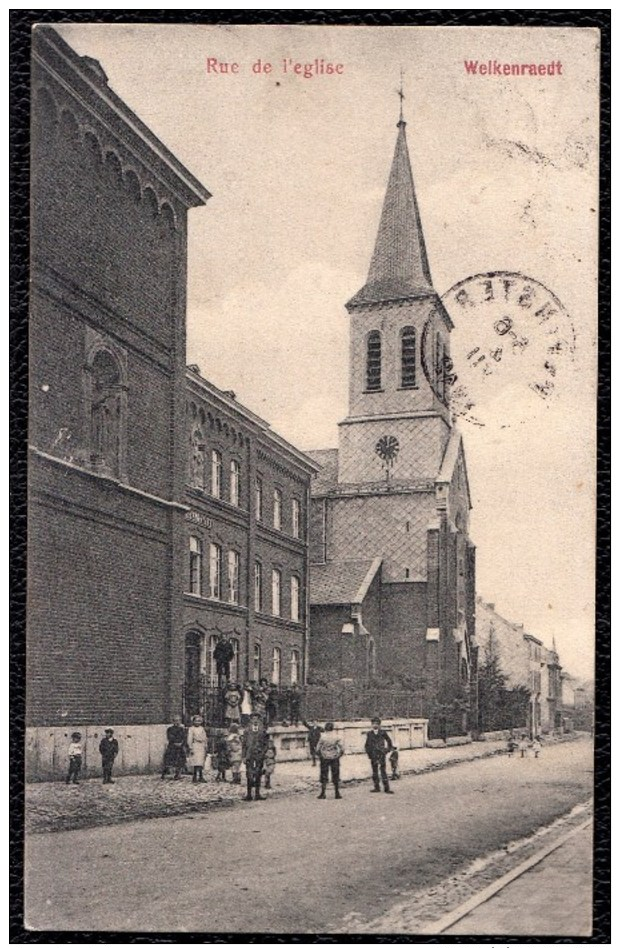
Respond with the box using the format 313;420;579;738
183;368;317;719
308;114;477;736
540;642;563;733
28;27;210;727
475;599;529;689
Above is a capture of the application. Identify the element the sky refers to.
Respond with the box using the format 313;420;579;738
56;24;599;678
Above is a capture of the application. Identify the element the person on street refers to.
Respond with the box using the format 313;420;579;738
99;728;119;784
66;731;83;785
507;733;518;757
262;734;277;789
161;716;187;780
531;738;542;758
302;720;323;766
226;723;243;785
187;714;208;782
242;712;269;801
389;745;400;780
224;682;242;725
288;684;302;726
365;717;394;793
240;681;254;726
316;722;343;799
265;685;279;726
518;735;529;758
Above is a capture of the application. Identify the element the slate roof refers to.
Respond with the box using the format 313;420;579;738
307;448;339;494
310;558;382;606
347;120;434;308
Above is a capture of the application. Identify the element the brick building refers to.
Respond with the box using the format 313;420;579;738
475;599;529;689
308;113;477;736
28;27;210;727
183;367;317;719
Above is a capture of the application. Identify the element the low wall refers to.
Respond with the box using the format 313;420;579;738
25;717;429;782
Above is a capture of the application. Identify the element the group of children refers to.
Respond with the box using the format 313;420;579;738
65;728;119;785
507;734;543;758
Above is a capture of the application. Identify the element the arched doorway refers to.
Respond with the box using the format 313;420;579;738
184;630;204;721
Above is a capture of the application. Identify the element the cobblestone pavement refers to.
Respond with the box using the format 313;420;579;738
26;738;515;834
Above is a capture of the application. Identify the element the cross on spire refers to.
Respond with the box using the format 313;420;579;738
397;67;406;124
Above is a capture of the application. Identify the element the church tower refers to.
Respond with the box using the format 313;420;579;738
308;108;477;738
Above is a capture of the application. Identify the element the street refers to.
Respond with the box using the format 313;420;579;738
25;739;593;934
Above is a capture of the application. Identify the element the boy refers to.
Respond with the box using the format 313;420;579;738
226;723;243;784
263;735;277;789
99;728;119;784
365;717;394;794
316;722;344;799
389;745;400;780
66;731;82;785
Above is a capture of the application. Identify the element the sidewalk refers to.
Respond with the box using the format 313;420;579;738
444;820;593;936
26;738;508;834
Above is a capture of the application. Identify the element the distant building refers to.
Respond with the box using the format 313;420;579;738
183;368;317;719
475;599;529;688
523;635;543;737
540;641;563;733
308;112;476;736
28;27;210;727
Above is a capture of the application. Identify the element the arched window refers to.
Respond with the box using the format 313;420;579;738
230;459;240;506
290;575;300;623
272;569;282;617
401;326;417;388
366;331;382;391
290;649;301;685
189;428;205;489
211;449;222;498
208;635;219;686
184;630;205;720
230;638;240;683
254;561;263;612
90;349;122;477
273;488;282;530
209;543;222;599
271;647;282;686
292;498;301;539
188;536;203;595
227;549;240;604
253;642;262;682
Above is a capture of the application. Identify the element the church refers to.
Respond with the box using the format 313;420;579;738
308;111;478;737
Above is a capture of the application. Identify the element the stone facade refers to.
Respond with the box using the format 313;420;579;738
28;27;210;727
475;599;530;689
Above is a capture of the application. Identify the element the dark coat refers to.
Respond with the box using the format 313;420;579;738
242;727;269;762
303;721;323;749
99;737;119;761
214;640;235;665
163;724;187;768
365;729;393;759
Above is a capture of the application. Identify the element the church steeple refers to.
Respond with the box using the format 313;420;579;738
347;115;434;309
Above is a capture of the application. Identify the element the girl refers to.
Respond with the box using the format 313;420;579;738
187;714;208;782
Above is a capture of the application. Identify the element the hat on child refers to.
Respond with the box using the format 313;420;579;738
104;728;114;734
71;731;81;741
371;717;381;725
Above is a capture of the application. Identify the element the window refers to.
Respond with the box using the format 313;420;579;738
253;643;261;682
231;638;239;682
292;498;301;539
230;459;240;506
271;647;282;685
272;568;282;617
189;428;205;489
273;488;282;530
436;333;444;397
290;649;301;685
255;477;263;521
90;349;123;476
211;449;222;498
290;575;300;623
228;549;240;605
208;634;218;686
366;331;382;391
188;536;202;595
209;543;222;599
254;561;263;612
401;326;416;388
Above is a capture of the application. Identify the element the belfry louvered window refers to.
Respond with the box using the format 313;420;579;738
366;331;382;391
401;326;416;388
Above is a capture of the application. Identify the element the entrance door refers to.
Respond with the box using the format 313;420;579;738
184;631;203;721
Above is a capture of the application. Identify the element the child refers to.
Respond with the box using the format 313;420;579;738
389;745;400;780
531;738;542;758
99;728;119;784
507;734;518;757
262;735;277;789
226;723;243;785
214;731;230;782
186;714;208;783
66;731;82;785
518;736;529;758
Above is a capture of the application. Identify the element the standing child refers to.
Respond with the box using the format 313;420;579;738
214;730;230;782
389;745;400;780
99;728;119;784
531;738;542;758
507;734;518;757
262;735;277;789
66;731;82;785
226;723;243;785
187;714;208;782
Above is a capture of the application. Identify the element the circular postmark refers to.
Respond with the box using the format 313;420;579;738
440;271;576;429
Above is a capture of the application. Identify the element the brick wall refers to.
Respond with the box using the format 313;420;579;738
379;582;428;681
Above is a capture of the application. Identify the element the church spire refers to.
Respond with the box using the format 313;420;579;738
347;107;434;308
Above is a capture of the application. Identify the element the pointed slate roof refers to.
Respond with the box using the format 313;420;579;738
348;119;434;308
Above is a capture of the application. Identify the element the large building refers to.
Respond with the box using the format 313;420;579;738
183;367;317;719
308;113;477;735
28;27;210;728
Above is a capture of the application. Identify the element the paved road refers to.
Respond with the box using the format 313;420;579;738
25;739;593;934
446;821;593;936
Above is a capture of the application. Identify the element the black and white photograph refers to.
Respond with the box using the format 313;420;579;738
20;18;602;937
